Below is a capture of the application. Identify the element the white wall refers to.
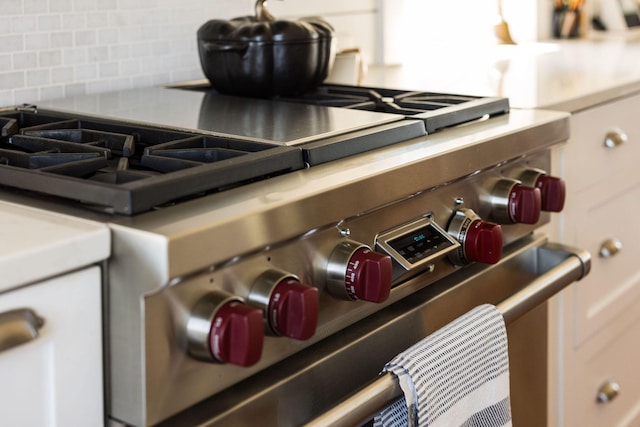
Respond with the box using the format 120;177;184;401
0;0;250;106
0;0;383;106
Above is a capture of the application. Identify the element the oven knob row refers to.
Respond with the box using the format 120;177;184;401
447;208;502;266
326;240;393;303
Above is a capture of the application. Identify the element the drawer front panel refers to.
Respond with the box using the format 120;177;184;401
569;175;640;346
0;267;103;427
566;93;640;193
568;317;640;427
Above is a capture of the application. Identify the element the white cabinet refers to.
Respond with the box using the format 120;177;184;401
555;92;640;427
0;267;104;427
0;201;109;427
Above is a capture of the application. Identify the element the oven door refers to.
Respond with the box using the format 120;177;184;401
155;233;590;427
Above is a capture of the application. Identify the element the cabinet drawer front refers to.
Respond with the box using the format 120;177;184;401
566;93;640;192
567;317;640;427
0;267;103;427
569;176;640;346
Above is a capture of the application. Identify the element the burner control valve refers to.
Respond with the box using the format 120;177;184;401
186;291;264;367
326;240;393;303
248;270;319;341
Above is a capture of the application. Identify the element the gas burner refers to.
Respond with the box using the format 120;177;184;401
0;110;304;214
281;84;510;133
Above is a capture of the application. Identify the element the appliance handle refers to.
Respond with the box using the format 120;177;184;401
303;242;591;427
0;308;45;354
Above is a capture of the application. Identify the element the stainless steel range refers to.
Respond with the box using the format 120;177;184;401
0;84;590;427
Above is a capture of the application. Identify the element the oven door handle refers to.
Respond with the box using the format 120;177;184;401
0;308;45;354
303;242;591;427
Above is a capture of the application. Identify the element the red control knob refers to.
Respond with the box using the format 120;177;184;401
464;219;503;264
518;169;566;212
509;184;541;224
186;292;264;367
534;175;565;212
489;178;542;224
209;301;264;366
448;208;503;265
268;278;318;340
327;241;393;303
249;271;319;341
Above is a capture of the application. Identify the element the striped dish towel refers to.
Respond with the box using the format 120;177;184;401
374;304;512;427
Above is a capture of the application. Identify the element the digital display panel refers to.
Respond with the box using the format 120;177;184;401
387;223;454;265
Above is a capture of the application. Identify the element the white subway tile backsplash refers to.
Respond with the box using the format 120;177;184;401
75;63;97;80
51;66;74;83
0;17;11;34
0;71;25;89
14;88;39;104
74;30;96;46
39;15;62;32
50;0;73;13
51;31;73;48
23;0;48;14
97;28;118;44
62;14;86;30
62;47;87;65
88;45;109;62
2;0;375;107
0;55;11;69
64;82;86;96
12;16;37;33
2;0;22;14
39;85;65;100
13;51;37;69
0;35;24;53
38;50;62;67
99;61;119;78
26;69;50;86
25;33;49;50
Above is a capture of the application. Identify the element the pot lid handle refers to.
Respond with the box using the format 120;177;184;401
255;0;277;22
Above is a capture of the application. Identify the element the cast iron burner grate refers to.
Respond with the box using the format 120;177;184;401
281;84;510;133
0;109;304;215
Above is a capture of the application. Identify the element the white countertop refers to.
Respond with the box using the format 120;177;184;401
0;201;110;291
360;39;640;112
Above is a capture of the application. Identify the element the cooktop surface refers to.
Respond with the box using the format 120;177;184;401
36;86;412;146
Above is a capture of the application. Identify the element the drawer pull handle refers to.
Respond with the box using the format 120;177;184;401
596;379;620;403
599;238;622;258
604;128;628;148
0;308;45;354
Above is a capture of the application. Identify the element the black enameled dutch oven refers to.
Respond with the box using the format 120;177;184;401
197;0;336;97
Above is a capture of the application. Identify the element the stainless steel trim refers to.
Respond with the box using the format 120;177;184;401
486;178;521;224
326;239;368;300
303;242;591;427
0;308;45;354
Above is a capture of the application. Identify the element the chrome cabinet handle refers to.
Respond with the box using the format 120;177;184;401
597;379;620;403
603;128;628;148
0;308;45;354
599;238;622;258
